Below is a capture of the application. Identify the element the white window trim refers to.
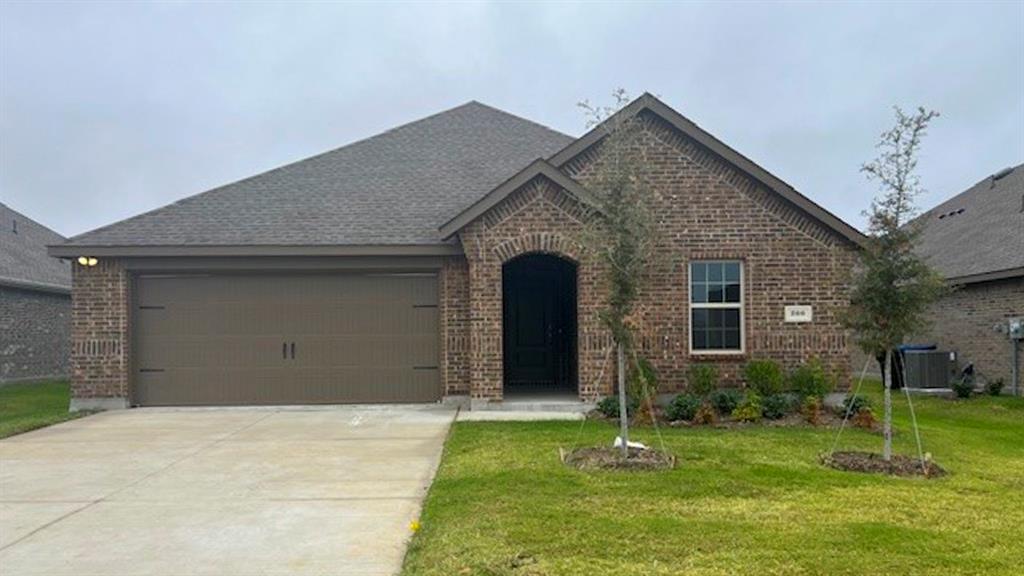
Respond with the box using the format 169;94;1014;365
688;260;745;355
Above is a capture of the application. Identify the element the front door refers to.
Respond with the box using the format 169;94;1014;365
502;254;577;393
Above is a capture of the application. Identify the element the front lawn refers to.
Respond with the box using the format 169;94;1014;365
403;384;1024;575
0;380;83;439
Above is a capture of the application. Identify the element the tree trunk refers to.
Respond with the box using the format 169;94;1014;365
883;348;893;461
617;342;629;458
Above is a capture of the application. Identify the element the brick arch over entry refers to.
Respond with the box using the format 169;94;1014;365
492;233;582;264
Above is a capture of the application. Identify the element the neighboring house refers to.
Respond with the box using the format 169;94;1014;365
1;203;71;384
50;93;866;410
909;164;1024;391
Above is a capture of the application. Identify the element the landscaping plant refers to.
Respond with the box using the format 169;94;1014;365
693;403;717;425
844;106;945;461
687;363;719;397
577;90;662;456
952;373;974;399
985;378;1004;397
801;396;824;425
744;359;784;396
732;392;763;423
665;393;702;422
789;359;834;399
711;388;743;415
762;393;793;420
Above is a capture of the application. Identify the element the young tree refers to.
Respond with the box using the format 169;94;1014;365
846;106;946;461
577;90;660;457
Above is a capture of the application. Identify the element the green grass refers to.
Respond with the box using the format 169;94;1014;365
403;384;1024;575
0;380;84;439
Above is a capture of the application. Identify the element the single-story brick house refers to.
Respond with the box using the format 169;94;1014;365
909;163;1023;392
1;203;71;384
50;94;866;411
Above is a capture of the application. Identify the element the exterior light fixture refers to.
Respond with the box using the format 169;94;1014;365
76;256;99;267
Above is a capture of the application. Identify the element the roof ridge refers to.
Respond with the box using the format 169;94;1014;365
1;201;67;240
463;100;574;140
62;100;531;245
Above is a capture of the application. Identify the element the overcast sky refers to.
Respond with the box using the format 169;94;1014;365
1;1;1021;238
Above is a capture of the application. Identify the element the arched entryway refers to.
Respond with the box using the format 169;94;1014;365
502;253;578;396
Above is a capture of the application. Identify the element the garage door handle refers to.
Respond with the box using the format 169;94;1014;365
283;342;287;360
291;342;296;360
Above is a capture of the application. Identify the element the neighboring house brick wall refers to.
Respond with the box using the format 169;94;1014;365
70;259;131;401
0;286;71;383
911;277;1024;387
456;112;857;401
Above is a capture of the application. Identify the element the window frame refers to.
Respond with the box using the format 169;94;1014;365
688;260;745;355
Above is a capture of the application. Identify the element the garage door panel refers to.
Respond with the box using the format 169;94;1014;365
134;273;439;406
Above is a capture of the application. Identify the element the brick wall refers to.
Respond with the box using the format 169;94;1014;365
0;286;70;383
70;259;130;399
450;111;858;401
440;257;470;394
911;277;1023;387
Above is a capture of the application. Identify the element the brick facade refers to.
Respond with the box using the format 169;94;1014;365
911;277;1023;387
446;111;858;402
0;286;71;383
69;113;860;407
70;259;131;401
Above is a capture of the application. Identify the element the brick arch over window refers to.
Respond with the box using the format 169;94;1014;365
492;233;582;264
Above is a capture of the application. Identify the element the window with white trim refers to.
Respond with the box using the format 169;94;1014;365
689;261;743;353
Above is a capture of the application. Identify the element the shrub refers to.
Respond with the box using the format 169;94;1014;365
839;394;872;416
693;402;718;425
852;409;876;429
789;359;834;399
666;393;702;422
744;359;784;396
801;396;823;425
711;388;743;415
952;374;974;399
762;393;793;420
687;363;719;396
597;395;639;419
985;378;1005;397
732;392;762;423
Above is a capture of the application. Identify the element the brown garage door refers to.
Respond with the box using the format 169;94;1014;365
133;273;439;406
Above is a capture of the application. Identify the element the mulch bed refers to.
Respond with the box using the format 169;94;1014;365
821;451;946;478
562;446;675;471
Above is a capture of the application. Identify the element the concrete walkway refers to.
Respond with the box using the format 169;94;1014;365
0;405;455;576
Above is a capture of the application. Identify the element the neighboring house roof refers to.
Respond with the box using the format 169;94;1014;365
0;203;71;293
51;94;866;258
914;163;1024;284
53;102;573;256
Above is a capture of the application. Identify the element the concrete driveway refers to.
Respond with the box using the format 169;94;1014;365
0;405;455;576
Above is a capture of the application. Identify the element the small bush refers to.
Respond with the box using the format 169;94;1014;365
952;374;974;399
711;388;743;415
762;393;793;420
666;393;702;422
852;409;876;429
789;359;834;399
744;359;784;396
597;395;639;419
801;396;823;425
732;392;762;422
687;363;719;396
693;402;718;425
840;394;872;416
985;378;1005;396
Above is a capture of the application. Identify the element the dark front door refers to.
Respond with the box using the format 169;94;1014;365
503;254;577;393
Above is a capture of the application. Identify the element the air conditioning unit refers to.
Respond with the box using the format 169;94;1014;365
903;350;952;389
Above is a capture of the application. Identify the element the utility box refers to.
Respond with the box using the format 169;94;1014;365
904;350;952;389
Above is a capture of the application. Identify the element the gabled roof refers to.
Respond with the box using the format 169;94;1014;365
439;159;597;239
547;93;867;248
0;203;70;293
913;163;1024;284
52;102;573;257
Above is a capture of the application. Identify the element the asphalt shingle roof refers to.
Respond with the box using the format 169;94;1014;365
914;163;1024;280
60;102;574;248
0;203;71;291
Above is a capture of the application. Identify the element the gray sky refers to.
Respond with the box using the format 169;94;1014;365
1;1;1021;238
